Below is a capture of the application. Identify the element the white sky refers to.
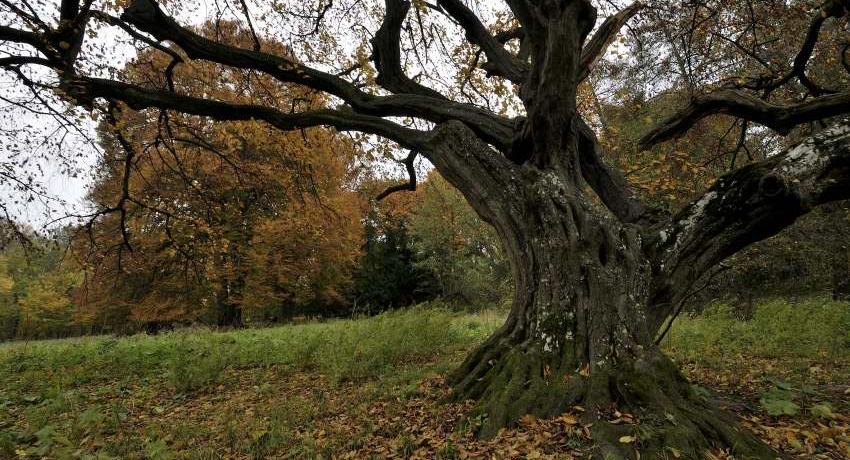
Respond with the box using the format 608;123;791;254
0;0;632;232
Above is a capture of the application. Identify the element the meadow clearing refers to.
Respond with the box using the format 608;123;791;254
1;299;849;459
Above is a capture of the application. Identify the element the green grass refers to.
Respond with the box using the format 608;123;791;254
0;307;502;394
662;297;850;361
0;307;504;459
1;299;849;459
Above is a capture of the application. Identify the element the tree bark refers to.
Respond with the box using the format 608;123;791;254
423;122;778;459
449;193;773;458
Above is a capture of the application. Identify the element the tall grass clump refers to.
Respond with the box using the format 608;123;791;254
663;297;850;361
165;334;228;393
314;307;464;382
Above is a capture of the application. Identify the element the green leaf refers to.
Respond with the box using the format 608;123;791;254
775;381;795;391
690;384;711;399
810;403;835;419
761;398;800;416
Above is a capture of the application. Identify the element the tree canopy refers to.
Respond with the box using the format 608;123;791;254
3;0;850;458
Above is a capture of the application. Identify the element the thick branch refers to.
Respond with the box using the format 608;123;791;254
436;0;527;81
421;121;521;229
376;151;419;200
119;0;514;151
783;0;848;95
0;56;51;67
60;0;82;21
646;122;850;331
578;2;643;82
0;25;45;50
640;89;850;149
576;118;649;223
642;1;850;148
372;0;446;99
65;76;430;151
121;0;366;104
792;11;831;95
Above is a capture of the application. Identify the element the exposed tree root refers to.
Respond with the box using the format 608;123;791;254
449;337;783;459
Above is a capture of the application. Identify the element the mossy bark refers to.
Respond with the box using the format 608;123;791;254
421;111;782;460
450;310;780;459
440;167;780;459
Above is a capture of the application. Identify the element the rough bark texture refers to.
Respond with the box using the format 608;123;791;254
434;120;850;458
424;122;783;459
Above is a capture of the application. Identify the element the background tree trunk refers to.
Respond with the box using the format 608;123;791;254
832;245;850;301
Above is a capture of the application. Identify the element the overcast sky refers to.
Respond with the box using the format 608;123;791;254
0;1;238;229
0;0;629;231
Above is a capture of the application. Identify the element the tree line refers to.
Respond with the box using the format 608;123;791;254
0;167;512;341
1;15;847;340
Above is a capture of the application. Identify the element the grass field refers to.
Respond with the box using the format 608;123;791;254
1;299;849;459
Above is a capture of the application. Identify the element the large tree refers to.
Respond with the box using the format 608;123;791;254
76;28;363;329
3;0;850;457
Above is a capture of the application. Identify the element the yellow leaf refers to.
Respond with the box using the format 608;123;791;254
561;414;579;425
619;435;636;443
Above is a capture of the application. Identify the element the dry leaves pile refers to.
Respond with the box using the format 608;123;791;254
681;358;850;459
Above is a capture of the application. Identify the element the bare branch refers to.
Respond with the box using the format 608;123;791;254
578;2;644;82
639;90;850;149
118;0;515;151
371;0;446;99
237;0;261;51
64;76;431;150
376;151;419;200
0;25;45;51
435;0;528;81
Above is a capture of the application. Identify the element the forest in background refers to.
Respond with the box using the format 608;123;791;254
1;7;849;342
2;86;850;339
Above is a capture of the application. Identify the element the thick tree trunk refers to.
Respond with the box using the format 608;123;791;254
424;123;778;459
447;179;774;458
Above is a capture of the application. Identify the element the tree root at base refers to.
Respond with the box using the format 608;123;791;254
448;343;783;460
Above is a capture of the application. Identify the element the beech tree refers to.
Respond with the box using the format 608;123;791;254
3;0;850;457
408;171;508;304
77;25;363;328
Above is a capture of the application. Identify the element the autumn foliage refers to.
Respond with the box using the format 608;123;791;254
74;23;364;329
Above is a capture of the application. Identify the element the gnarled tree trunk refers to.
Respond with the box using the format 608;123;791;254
8;0;850;458
420;120;782;459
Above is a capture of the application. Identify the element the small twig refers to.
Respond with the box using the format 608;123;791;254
655;263;731;345
237;0;261;51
